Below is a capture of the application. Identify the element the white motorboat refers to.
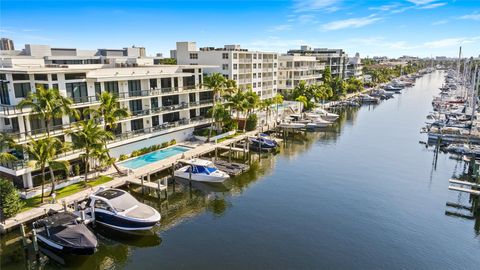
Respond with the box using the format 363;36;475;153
310;108;339;122
306;116;332;128
278;122;306;129
175;158;230;183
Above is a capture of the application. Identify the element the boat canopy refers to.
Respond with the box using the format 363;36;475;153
96;189;139;212
186;165;217;175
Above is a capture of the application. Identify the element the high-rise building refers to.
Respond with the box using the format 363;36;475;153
0;38;15;50
0;44;213;190
173;42;279;99
346;53;363;79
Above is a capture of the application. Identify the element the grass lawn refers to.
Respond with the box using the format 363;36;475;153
217;131;243;143
21;175;113;212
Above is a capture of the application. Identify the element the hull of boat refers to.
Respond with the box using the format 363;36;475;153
36;231;96;255
174;171;228;182
89;210;159;231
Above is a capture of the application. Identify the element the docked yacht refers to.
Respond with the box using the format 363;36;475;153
249;135;278;149
310;108;339;121
33;211;98;255
84;188;161;231
278;122;306;129
384;84;402;91
306;116;332;128
175;158;230;183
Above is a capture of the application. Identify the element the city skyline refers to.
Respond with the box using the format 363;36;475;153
1;0;479;58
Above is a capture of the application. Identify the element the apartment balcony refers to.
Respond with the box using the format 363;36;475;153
263;58;274;63
0;104;31;117
0;117;212;173
117;85;208;100
238;58;252;63
239;78;252;84
239;69;252;74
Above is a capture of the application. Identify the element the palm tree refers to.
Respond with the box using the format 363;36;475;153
261;98;274;127
24;137;70;202
203;73;227;139
243;88;260;132
17;86;78;137
85;92;129;174
226;88;246;123
67;119;114;183
272;93;284;123
0;133;18;164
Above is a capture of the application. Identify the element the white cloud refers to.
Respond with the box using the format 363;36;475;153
321;15;382;31
298;14;318;24
423;37;480;48
459;13;480;21
432;19;448;25
418;2;447;9
293;0;341;12
407;0;437;4
369;3;402;11
268;24;293;32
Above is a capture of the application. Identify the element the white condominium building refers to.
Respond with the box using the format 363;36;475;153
278;54;324;93
0;44;213;190
173;42;279;99
346;53;363;79
287;46;349;79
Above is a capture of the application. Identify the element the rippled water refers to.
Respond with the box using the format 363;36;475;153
2;70;480;269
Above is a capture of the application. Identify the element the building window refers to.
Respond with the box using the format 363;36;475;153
95;82;101;97
233;74;237;80
151;97;159;109
253;73;257;79
14;83;31;98
51;74;58;81
274;63;277;68
0;74;6;80
12;74;29;81
150;79;157;89
253;63;256;69
258;82;262;87
4;118;10;125
253;54;257;59
64;73;86;80
0;82;10;105
66;82;88;103
222;53;229;59
222;64;228;70
152;115;159;127
104;81;119;95
35;83;49;90
52;83;58;90
258;54;262;59
131;119;144;131
258;63;262;68
189;53;198;59
223;74;229;79
34;74;48;81
233;53;237;59
233;64;237;70
129;100;143;114
274;80;277;85
253;82;256;88
128;80;141;96
258;73;262;78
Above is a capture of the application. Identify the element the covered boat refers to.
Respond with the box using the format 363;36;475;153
85;188;161;231
174;158;230;183
249;135;277;149
33;211;98;255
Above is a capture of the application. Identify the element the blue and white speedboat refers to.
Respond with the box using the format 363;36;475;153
174;158;230;183
84;188;161;231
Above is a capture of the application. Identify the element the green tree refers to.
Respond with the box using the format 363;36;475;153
68;119;114;183
203;73;228;139
24;137;70;202
260;98;274;126
0;133;17;163
86;91;129;174
243;88;260;132
322;66;332;85
0;178;24;219
272;93;284;123
158;58;177;65
17;86;78;137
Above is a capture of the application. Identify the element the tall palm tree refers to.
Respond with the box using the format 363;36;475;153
85;92;129;174
227;88;247;124
272;93;284;123
0;133;18;164
17;86;78;137
24;137;70;202
203;73;227;139
67;119;114;183
261;98;274;126
243;89;260;132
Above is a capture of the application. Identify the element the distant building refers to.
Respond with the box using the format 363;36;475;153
0;38;15;50
287;46;348;79
278;54;324;93
174;41;279;99
346;53;363;79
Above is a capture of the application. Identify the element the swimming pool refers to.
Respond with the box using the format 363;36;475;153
118;146;189;169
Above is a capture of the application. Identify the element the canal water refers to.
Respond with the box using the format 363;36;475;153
2;70;480;269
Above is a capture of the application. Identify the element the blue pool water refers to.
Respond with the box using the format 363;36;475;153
119;146;189;169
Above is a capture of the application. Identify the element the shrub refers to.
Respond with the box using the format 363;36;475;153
73;164;80;176
245;114;258;131
161;142;169;148
131;150;141;157
119;154;129;161
170;139;176;145
0;179;24;219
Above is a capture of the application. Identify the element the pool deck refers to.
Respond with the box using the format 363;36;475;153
0;128;264;234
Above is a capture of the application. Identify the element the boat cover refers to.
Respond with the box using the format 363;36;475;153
49;224;98;248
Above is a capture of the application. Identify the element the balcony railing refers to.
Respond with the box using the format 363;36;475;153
115;85;208;99
70;95;100;105
0;104;30;116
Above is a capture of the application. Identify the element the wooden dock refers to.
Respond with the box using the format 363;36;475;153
448;178;480;195
449;179;480;188
448;186;480;195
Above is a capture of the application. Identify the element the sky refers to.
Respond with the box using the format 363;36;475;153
0;0;479;58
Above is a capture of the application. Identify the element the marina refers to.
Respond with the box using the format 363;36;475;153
2;70;480;269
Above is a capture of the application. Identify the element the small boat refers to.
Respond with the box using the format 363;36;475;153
33;211;98;255
175;158;230;183
84;188;161;231
306;117;332;128
311;108;339;122
384;84;402;91
249;135;277;149
278;122;306;129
